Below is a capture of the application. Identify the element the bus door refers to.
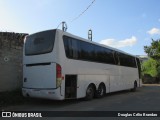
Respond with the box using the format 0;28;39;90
65;75;77;99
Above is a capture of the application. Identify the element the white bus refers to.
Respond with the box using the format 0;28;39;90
22;29;142;100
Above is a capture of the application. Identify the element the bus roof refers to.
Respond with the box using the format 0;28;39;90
28;29;137;58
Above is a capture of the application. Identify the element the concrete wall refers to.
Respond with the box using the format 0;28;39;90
0;32;27;92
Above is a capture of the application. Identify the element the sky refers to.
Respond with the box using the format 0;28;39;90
0;0;160;55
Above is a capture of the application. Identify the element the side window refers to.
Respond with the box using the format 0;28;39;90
88;43;95;61
92;45;97;61
131;57;136;68
118;53;136;67
113;52;120;65
63;36;71;58
63;36;78;59
63;35;136;67
79;41;88;60
118;53;123;66
71;39;78;59
119;53;127;66
101;48;107;63
104;48;115;64
95;46;103;62
126;56;136;67
77;40;82;59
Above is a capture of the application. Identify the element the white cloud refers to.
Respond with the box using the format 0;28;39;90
99;36;137;48
147;28;160;35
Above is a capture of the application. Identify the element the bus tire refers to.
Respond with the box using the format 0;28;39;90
96;83;106;98
85;84;95;100
131;81;137;92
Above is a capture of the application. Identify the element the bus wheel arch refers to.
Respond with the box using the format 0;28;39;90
131;80;137;92
95;82;106;98
85;83;96;100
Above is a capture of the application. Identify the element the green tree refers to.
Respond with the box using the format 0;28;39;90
142;58;158;77
143;39;160;83
144;39;160;60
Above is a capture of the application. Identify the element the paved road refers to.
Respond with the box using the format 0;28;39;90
2;85;160;111
1;85;160;119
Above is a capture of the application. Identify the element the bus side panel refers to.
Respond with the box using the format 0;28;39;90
76;75;110;98
109;76;121;92
120;67;139;90
76;75;86;98
110;65;139;92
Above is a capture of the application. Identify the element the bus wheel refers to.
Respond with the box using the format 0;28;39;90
85;85;95;100
131;81;137;92
96;84;106;98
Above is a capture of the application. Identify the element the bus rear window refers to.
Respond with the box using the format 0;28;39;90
25;30;56;56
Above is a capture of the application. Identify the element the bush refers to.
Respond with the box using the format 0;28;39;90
142;74;160;84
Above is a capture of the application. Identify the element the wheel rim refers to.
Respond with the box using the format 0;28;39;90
99;85;104;96
87;87;94;98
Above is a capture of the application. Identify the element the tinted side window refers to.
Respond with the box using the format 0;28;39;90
63;35;136;67
78;41;95;61
118;53;136;67
71;39;79;59
79;41;89;60
119;53;129;67
63;36;73;58
129;57;136;67
114;52;120;65
104;48;115;64
95;46;103;62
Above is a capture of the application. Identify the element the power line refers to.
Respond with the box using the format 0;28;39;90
71;0;96;22
56;22;62;29
56;0;96;31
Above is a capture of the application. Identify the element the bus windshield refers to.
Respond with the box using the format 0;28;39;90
25;30;56;56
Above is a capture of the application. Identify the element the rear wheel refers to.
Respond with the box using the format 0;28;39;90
96;84;106;98
85;85;95;100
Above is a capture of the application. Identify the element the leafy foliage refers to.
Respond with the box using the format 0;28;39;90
143;39;160;83
142;58;158;77
144;39;160;60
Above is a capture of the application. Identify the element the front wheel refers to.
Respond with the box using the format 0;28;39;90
131;82;137;92
85;85;95;100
